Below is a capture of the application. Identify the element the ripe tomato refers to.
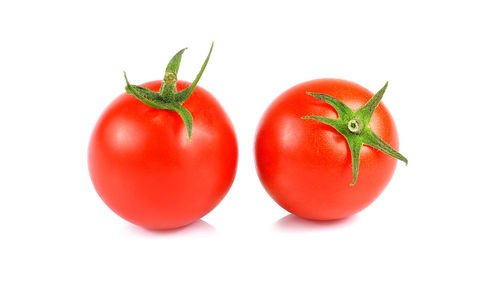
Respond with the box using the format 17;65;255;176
88;44;238;229
89;81;237;229
254;79;406;220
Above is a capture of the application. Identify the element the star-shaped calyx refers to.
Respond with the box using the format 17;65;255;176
123;42;214;141
302;82;408;186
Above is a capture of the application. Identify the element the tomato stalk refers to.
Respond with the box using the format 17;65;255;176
302;82;408;186
123;43;214;141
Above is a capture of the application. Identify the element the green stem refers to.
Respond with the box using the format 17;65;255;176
174;42;214;103
122;43;214;141
347;118;364;134
159;48;186;99
303;82;407;185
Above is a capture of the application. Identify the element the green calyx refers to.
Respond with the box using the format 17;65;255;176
123;42;214;141
302;82;408;186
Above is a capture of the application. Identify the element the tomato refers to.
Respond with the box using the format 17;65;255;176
89;80;237;229
254;79;406;220
88;44;238;230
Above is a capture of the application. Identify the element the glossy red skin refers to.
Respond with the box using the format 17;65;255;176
88;81;238;230
255;79;399;220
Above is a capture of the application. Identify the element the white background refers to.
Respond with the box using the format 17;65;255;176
1;0;499;291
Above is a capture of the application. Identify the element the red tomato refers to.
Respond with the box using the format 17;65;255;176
88;80;238;229
255;79;402;220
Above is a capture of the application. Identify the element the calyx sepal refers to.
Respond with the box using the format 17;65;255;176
302;82;408;186
123;42;214;141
